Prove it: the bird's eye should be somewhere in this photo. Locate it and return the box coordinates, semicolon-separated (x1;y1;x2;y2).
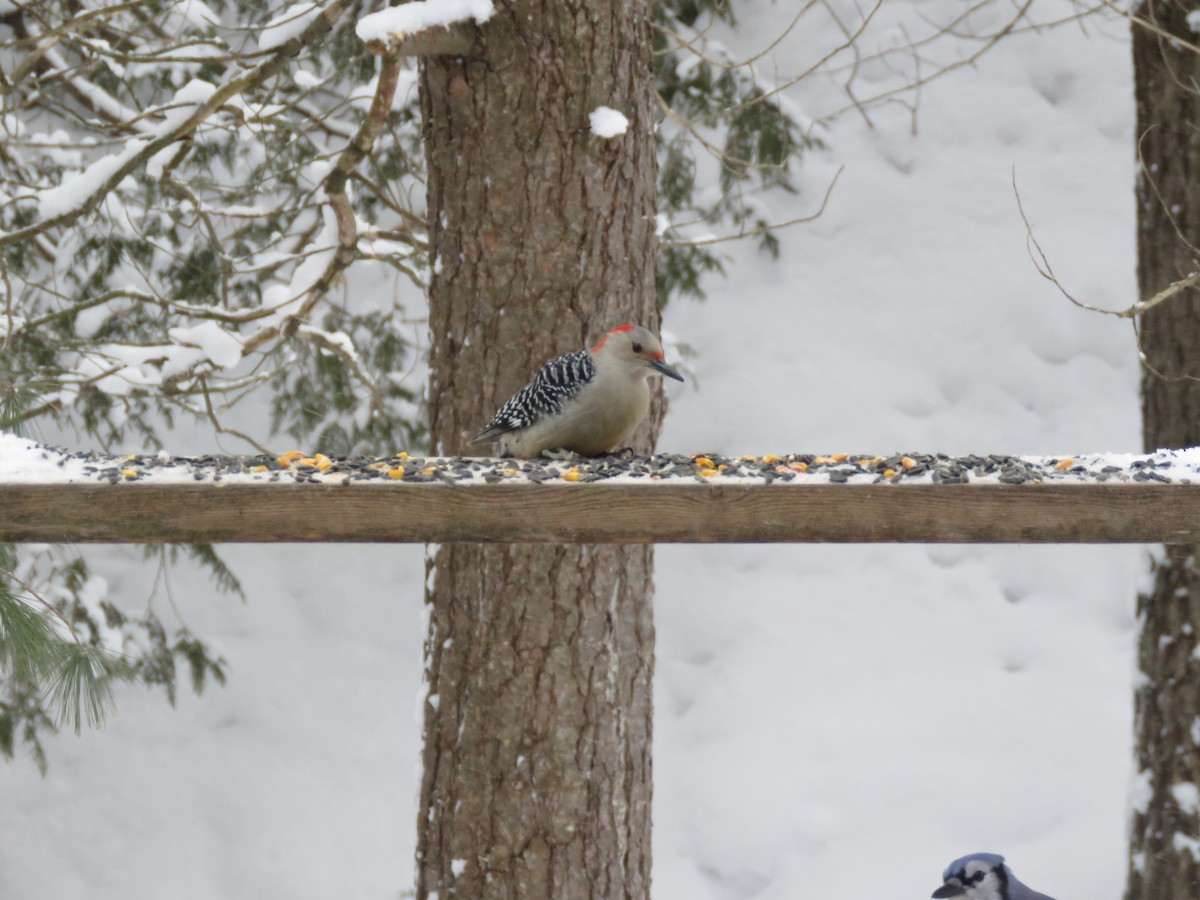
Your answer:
632;342;643;353
971;872;986;883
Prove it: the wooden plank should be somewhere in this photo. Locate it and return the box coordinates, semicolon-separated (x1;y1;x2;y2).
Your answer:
0;481;1195;543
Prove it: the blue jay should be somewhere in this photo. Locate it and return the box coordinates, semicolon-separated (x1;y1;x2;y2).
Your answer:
932;853;1057;900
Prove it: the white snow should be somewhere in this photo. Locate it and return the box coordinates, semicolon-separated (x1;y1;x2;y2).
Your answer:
0;2;1146;899
170;0;221;30
589;106;629;139
1172;782;1200;815
356;0;494;45
167;321;245;370
259;1;322;52
36;79;217;219
1173;833;1200;859
256;206;339;327
293;69;324;89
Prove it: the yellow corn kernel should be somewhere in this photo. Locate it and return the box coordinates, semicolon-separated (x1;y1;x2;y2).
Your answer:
562;470;581;482
121;469;139;478
250;465;269;473
790;462;808;473
394;451;409;460
901;456;917;469
698;468;718;477
313;453;334;471
884;468;897;479
277;450;305;467
694;456;715;468
762;454;779;464
1054;458;1075;470
387;468;405;479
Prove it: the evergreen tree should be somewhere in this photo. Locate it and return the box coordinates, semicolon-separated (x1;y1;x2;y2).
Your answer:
0;0;808;767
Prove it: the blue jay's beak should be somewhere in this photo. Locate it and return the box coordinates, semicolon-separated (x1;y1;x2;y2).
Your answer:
932;887;966;899
650;358;684;381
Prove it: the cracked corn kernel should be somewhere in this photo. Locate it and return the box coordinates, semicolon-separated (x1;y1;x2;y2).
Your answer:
387;468;405;479
694;456;715;468
884;468;897;478
790;462;808;472
698;468;718;477
250;465;269;473
420;466;437;475
121;469;139;478
1054;458;1075;470
901;456;917;469
277;450;305;467
394;451;409;459
562;470;581;482
762;454;779;464
313;453;334;471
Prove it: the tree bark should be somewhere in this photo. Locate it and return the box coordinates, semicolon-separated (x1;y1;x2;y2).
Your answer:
416;3;660;898
1128;3;1200;896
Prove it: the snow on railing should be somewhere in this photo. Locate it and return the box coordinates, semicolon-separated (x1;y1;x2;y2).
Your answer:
0;435;1195;544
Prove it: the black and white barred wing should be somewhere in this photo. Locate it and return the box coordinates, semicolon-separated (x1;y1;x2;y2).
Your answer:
471;349;596;443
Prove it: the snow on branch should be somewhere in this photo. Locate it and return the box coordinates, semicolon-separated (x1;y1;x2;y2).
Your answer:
356;0;493;55
0;0;427;455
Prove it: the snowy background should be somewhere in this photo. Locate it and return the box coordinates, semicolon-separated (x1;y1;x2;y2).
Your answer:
0;1;1140;897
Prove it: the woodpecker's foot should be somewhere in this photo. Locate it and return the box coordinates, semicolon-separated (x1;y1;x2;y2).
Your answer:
538;447;581;461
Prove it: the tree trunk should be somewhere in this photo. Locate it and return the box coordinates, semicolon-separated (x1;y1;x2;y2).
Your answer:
1128;3;1200;896
416;4;660;898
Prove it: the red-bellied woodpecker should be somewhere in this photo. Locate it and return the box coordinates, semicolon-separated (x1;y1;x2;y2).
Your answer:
470;324;684;457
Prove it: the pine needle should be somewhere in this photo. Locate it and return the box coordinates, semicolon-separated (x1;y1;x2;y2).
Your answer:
45;644;136;735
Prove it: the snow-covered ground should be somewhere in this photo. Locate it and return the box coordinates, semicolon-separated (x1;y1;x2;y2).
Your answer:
0;2;1139;897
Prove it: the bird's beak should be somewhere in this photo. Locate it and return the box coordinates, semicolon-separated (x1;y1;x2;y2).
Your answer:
931;886;966;898
650;358;684;382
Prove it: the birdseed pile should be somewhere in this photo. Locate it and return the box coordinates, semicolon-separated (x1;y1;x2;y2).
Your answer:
1;436;1196;487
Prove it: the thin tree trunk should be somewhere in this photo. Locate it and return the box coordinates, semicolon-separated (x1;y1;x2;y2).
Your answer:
416;3;659;897
1128;3;1200;896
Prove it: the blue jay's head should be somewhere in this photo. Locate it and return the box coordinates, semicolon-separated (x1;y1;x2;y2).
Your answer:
932;853;1011;899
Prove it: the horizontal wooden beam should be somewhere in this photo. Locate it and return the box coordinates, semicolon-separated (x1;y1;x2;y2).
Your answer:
0;481;1194;543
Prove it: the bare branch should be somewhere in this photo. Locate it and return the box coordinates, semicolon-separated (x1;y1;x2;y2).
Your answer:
1014;169;1200;320
663;166;843;249
362;23;478;57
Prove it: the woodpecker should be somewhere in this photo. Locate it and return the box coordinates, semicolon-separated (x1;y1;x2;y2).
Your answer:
470;323;684;457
